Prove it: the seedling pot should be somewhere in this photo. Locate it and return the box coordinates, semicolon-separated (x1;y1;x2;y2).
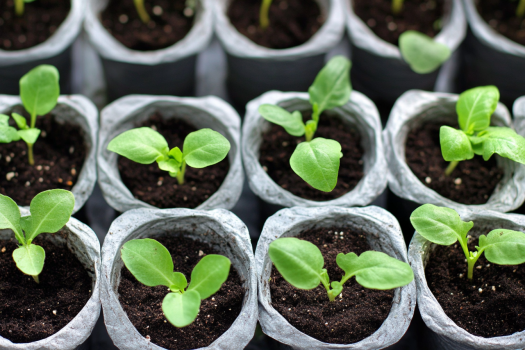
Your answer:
84;0;213;102
242;91;387;208
0;0;85;95
97;94;243;212
0;95;99;214
344;0;466;104
213;0;344;108
255;206;416;349
100;207;258;350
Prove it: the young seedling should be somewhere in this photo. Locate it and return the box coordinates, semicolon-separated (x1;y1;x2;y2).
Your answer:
108;127;230;185
439;86;525;176
121;238;231;327
410;203;525;280
15;0;35;17
260;0;272;30
258;56;351;192
399;31;451;74
0;190;75;283
392;0;403;15
134;0;150;23
269;237;413;301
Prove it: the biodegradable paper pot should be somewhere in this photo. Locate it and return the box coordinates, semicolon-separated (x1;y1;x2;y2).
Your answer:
242;91;387;208
513;96;525;137
100;208;258;350
0;95;99;214
383;90;525;215
84;0;213;102
255;206;416;349
213;0;345;107
0;0;85;95
0;213;101;350
409;210;525;350
344;0;466;104
97;95;243;212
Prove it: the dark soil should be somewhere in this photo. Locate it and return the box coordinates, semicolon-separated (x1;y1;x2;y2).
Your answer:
228;0;324;49
405;122;504;205
0;0;70;51
117;113;229;209
353;0;445;45
259;111;364;201
0;236;92;343
101;0;194;51
477;0;525;46
270;227;394;344
0;113;86;206
426;229;525;337
119;234;245;350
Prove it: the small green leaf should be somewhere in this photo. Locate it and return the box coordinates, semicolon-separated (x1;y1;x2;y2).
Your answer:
290;138;342;192
399;31;451;74
0;126;21;143
456;86;499;134
439;126;474;162
20;65;60;118
268;237;324;290
187;254;231;299
330;281;343;296
108;127;169;164
12;113;27;129
162;290;201;328
469;127;525;164
157;158;181;174
182;129;230;168
0;114;10;126
13;244;45;276
478;229;525;265
0;194;24;244
258;104;305;137
17;128;40;144
169;147;183;163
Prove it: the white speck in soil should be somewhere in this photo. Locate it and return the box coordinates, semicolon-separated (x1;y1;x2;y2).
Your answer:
6;172;15;181
153;6;163;15
387;22;397;31
119;14;128;23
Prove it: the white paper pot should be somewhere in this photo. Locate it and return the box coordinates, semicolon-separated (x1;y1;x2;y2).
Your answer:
84;0;213;102
213;0;345;107
242;90;387;208
409;210;525;350
255;206;416;349
0;95;99;214
0;0;85;95
0;212;101;350
100;207;258;350
97;95;243;212
344;0;466;104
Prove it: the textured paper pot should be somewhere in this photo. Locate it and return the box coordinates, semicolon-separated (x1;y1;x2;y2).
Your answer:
100;208;258;350
97;95;243;212
0;0;85;95
213;0;344;108
255;206;416;350
242;90;387;208
0;95;99;215
344;0;466;104
84;0;213;102
0;212;101;350
409;210;525;350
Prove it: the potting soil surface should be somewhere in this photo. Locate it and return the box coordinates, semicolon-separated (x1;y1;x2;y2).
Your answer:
0;0;70;51
477;0;525;46
118;113;229;209
228;0;324;49
406;121;503;205
101;0;194;51
0;113;86;206
259;111;364;201
353;0;445;45
0;236;92;343
270;227;394;344
119;234;245;350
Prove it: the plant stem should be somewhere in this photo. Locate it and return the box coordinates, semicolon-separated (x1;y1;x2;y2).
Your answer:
176;161;186;185
327;290;337;302
134;0;151;24
28;143;34;166
392;0;403;15
305;128;314;142
32;275;39;283
518;0;525;18
15;0;24;16
445;160;458;176
259;0;272;30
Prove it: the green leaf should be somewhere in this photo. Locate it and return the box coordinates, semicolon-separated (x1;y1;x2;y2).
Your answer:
17;128;40;144
121;239;188;290
268;237;324;290
20;65;60;117
107;127;169;164
169;147;183;163
157;158;181;174
439;126;474;161
0;114;9;126
0;126;21;143
162;290;201;328
410;204;473;246
336;251;414;290
187;254;231;299
478;229;525;265
456;86;499;134
469;127;525;164
399;31;451;74
0;194;24;244
308;56;352;114
12;113;27;129
12;244;45;276
258;104;305;137
330;281;343;296
182;129;230;168
290;137;342;192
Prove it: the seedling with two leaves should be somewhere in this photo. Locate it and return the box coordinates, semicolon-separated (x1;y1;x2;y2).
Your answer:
269;237;414;301
121;238;231;327
411;204;525;280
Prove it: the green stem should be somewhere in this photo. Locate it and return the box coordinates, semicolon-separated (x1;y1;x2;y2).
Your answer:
15;0;24;16
392;0;403;15
176;161;186;185
134;0;151;24
327;290;336;302
445;160;459;176
305;128;314;142
32;275;40;283
518;0;525;18
259;0;272;30
28;143;34;166
30;112;36;129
